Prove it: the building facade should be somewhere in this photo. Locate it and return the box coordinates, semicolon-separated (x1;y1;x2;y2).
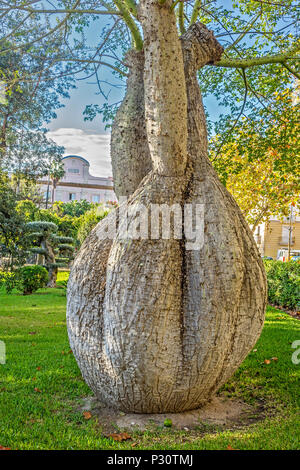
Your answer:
39;155;116;204
254;210;300;259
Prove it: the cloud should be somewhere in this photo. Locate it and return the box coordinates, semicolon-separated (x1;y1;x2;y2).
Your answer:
47;128;112;177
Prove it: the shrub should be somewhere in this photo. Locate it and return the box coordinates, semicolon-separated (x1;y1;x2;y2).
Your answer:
0;271;18;293
16;265;48;295
77;206;109;244
55;270;70;290
263;260;300;310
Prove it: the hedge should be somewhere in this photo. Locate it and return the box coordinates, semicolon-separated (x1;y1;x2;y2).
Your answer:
0;265;48;295
263;259;300;310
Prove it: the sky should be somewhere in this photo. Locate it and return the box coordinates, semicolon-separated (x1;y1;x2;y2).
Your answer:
46;16;122;178
46;11;226;178
47;82;222;178
47;128;112;177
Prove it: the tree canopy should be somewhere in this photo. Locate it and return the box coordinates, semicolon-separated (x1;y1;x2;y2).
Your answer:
212;87;300;228
0;32;74;176
0;1;298;134
0;0;298;223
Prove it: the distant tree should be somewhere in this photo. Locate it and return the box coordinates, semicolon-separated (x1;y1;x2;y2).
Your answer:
10;177;44;206
37;208;79;241
16;200;80;245
3;130;65;186
77;206;110;244
212;88;300;230
0;172;30;270
42;158;66;209
0;40;74;164
15;200;40;221
53;200;94;218
26;221;75;287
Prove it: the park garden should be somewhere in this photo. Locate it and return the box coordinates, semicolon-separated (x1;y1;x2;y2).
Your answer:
0;0;299;453
0;190;299;450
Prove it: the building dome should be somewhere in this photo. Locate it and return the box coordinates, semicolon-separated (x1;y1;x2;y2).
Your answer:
62;155;90;166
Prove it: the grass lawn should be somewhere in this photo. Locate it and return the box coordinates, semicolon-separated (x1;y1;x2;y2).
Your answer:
0;273;299;450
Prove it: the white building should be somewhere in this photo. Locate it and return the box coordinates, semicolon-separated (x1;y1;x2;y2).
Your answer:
39;155;116;204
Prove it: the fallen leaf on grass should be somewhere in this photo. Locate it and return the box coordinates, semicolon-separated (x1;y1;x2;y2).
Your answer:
271;357;278;361
28;332;36;335
0;445;11;450
164;418;172;427
264;359;271;364
131;443;137;447
36;366;41;370
34;387;42;393
227;445;239;450
68;350;73;354
83;411;92;420
107;432;131;442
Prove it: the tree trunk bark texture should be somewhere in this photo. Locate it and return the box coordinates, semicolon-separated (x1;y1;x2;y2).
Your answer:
111;50;151;199
43;239;57;288
67;9;267;413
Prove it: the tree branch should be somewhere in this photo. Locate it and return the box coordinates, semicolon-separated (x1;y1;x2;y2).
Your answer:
282;62;300;80
190;0;201;25
215;44;300;69
0;0;81;55
113;0;143;50
212;69;248;160
178;3;186;35
0;7;120;15
226;11;261;52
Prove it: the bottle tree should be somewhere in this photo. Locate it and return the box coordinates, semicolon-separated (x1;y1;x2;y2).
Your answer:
3;0;298;413
27;221;74;287
68;4;269;413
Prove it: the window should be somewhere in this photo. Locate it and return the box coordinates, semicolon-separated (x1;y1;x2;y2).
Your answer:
282;226;290;243
92;194;100;203
44;190;51;200
69;193;76;201
68;168;80;174
282;226;294;244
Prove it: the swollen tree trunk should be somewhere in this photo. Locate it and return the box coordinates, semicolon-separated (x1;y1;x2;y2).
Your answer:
67;8;267;413
111;50;151;199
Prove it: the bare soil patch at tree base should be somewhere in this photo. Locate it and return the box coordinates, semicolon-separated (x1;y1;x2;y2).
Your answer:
78;395;265;433
269;304;300;320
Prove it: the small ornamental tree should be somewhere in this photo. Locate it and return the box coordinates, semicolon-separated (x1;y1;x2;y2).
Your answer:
26;221;75;287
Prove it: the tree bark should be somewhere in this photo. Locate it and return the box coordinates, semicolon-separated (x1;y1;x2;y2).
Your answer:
67;14;267;413
111;50;151;199
43;238;57;287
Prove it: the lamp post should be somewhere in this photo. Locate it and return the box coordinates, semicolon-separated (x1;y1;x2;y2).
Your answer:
287;204;294;260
